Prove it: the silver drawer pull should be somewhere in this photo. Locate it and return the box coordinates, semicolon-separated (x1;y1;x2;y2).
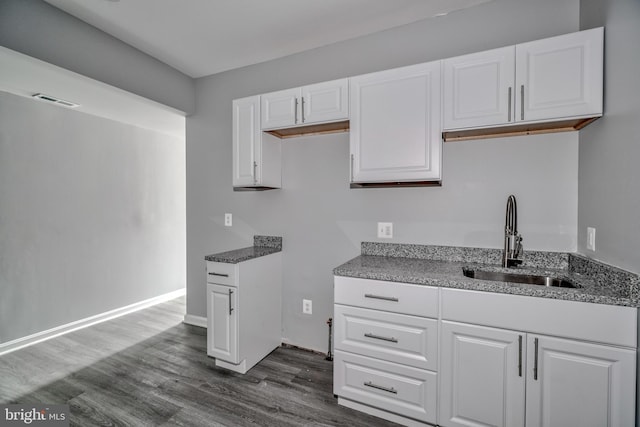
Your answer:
209;272;229;277
364;381;397;394
364;333;398;343
364;294;398;302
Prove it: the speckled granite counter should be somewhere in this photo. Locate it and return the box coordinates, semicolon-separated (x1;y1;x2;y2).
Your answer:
333;242;640;308
205;235;282;264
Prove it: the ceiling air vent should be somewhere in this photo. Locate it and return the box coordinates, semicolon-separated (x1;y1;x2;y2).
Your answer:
32;93;80;108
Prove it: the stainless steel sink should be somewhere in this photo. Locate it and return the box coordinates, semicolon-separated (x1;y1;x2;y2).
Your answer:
462;268;578;288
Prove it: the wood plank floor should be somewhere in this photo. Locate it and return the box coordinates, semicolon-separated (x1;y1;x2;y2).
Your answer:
0;296;398;426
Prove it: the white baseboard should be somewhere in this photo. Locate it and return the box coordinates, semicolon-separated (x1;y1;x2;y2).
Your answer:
0;288;186;356
183;314;207;328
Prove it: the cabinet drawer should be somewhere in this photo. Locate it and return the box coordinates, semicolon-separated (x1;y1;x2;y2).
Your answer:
334;350;437;424
335;305;437;370
206;261;237;286
334;276;438;318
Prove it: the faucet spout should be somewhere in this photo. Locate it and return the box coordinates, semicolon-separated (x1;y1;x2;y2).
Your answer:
503;195;523;268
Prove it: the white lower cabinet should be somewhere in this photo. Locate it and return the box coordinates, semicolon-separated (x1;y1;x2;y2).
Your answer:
206;254;282;374
334;350;437;423
440;288;637;427
334;280;637;427
333;276;439;426
440;322;525;427
207;283;238;363
526;334;636;427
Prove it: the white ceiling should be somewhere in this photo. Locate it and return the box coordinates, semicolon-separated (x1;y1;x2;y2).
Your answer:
43;0;492;78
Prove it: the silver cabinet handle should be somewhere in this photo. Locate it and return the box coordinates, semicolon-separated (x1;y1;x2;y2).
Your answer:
364;294;399;302
253;161;258;184
520;85;525;120
294;98;298;124
364;333;398;343
228;289;234;315
301;96;305;123
533;337;539;380
508;86;512;122
209;272;229;277
518;335;523;377
364;381;397;394
350;154;354;182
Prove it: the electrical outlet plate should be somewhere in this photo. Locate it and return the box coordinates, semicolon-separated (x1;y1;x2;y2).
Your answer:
587;227;596;251
302;299;312;315
377;222;393;239
224;213;232;227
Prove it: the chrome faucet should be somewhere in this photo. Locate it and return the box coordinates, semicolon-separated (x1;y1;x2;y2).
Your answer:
503;195;523;268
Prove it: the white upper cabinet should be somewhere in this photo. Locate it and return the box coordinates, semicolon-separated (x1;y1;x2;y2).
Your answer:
261;78;348;130
260;88;299;130
443;46;515;129
516;27;604;122
232;96;281;189
350;61;442;184
302;79;349;124
443;27;603;132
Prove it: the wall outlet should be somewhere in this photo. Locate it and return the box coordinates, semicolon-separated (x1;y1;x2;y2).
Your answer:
302;299;312;315
377;222;393;239
587;227;596;251
224;213;232;227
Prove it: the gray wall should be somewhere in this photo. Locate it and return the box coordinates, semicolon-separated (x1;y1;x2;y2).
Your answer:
0;0;195;114
0;92;186;344
187;0;581;351
578;0;640;274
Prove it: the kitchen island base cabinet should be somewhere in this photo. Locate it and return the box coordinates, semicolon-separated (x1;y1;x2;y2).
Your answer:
206;253;282;374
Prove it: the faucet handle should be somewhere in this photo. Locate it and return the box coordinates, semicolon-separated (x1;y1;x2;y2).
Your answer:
515;235;523;258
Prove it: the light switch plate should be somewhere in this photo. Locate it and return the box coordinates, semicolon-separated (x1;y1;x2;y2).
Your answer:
377;222;393;239
224;213;232;227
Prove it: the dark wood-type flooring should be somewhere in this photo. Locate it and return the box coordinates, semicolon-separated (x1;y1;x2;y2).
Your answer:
0;296;398;426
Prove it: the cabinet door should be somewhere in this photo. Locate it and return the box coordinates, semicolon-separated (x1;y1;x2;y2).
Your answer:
525;334;636;427
350;61;441;183
440;321;525;427
443;46;515;130
301;79;349;124
232;96;261;187
515;27;603;122
207;284;238;363
261;88;300;130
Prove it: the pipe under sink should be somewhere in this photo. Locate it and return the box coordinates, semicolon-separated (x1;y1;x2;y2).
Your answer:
462;268;578;288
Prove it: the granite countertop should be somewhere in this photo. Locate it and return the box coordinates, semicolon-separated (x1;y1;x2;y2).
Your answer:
205;235;282;264
333;243;640;308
